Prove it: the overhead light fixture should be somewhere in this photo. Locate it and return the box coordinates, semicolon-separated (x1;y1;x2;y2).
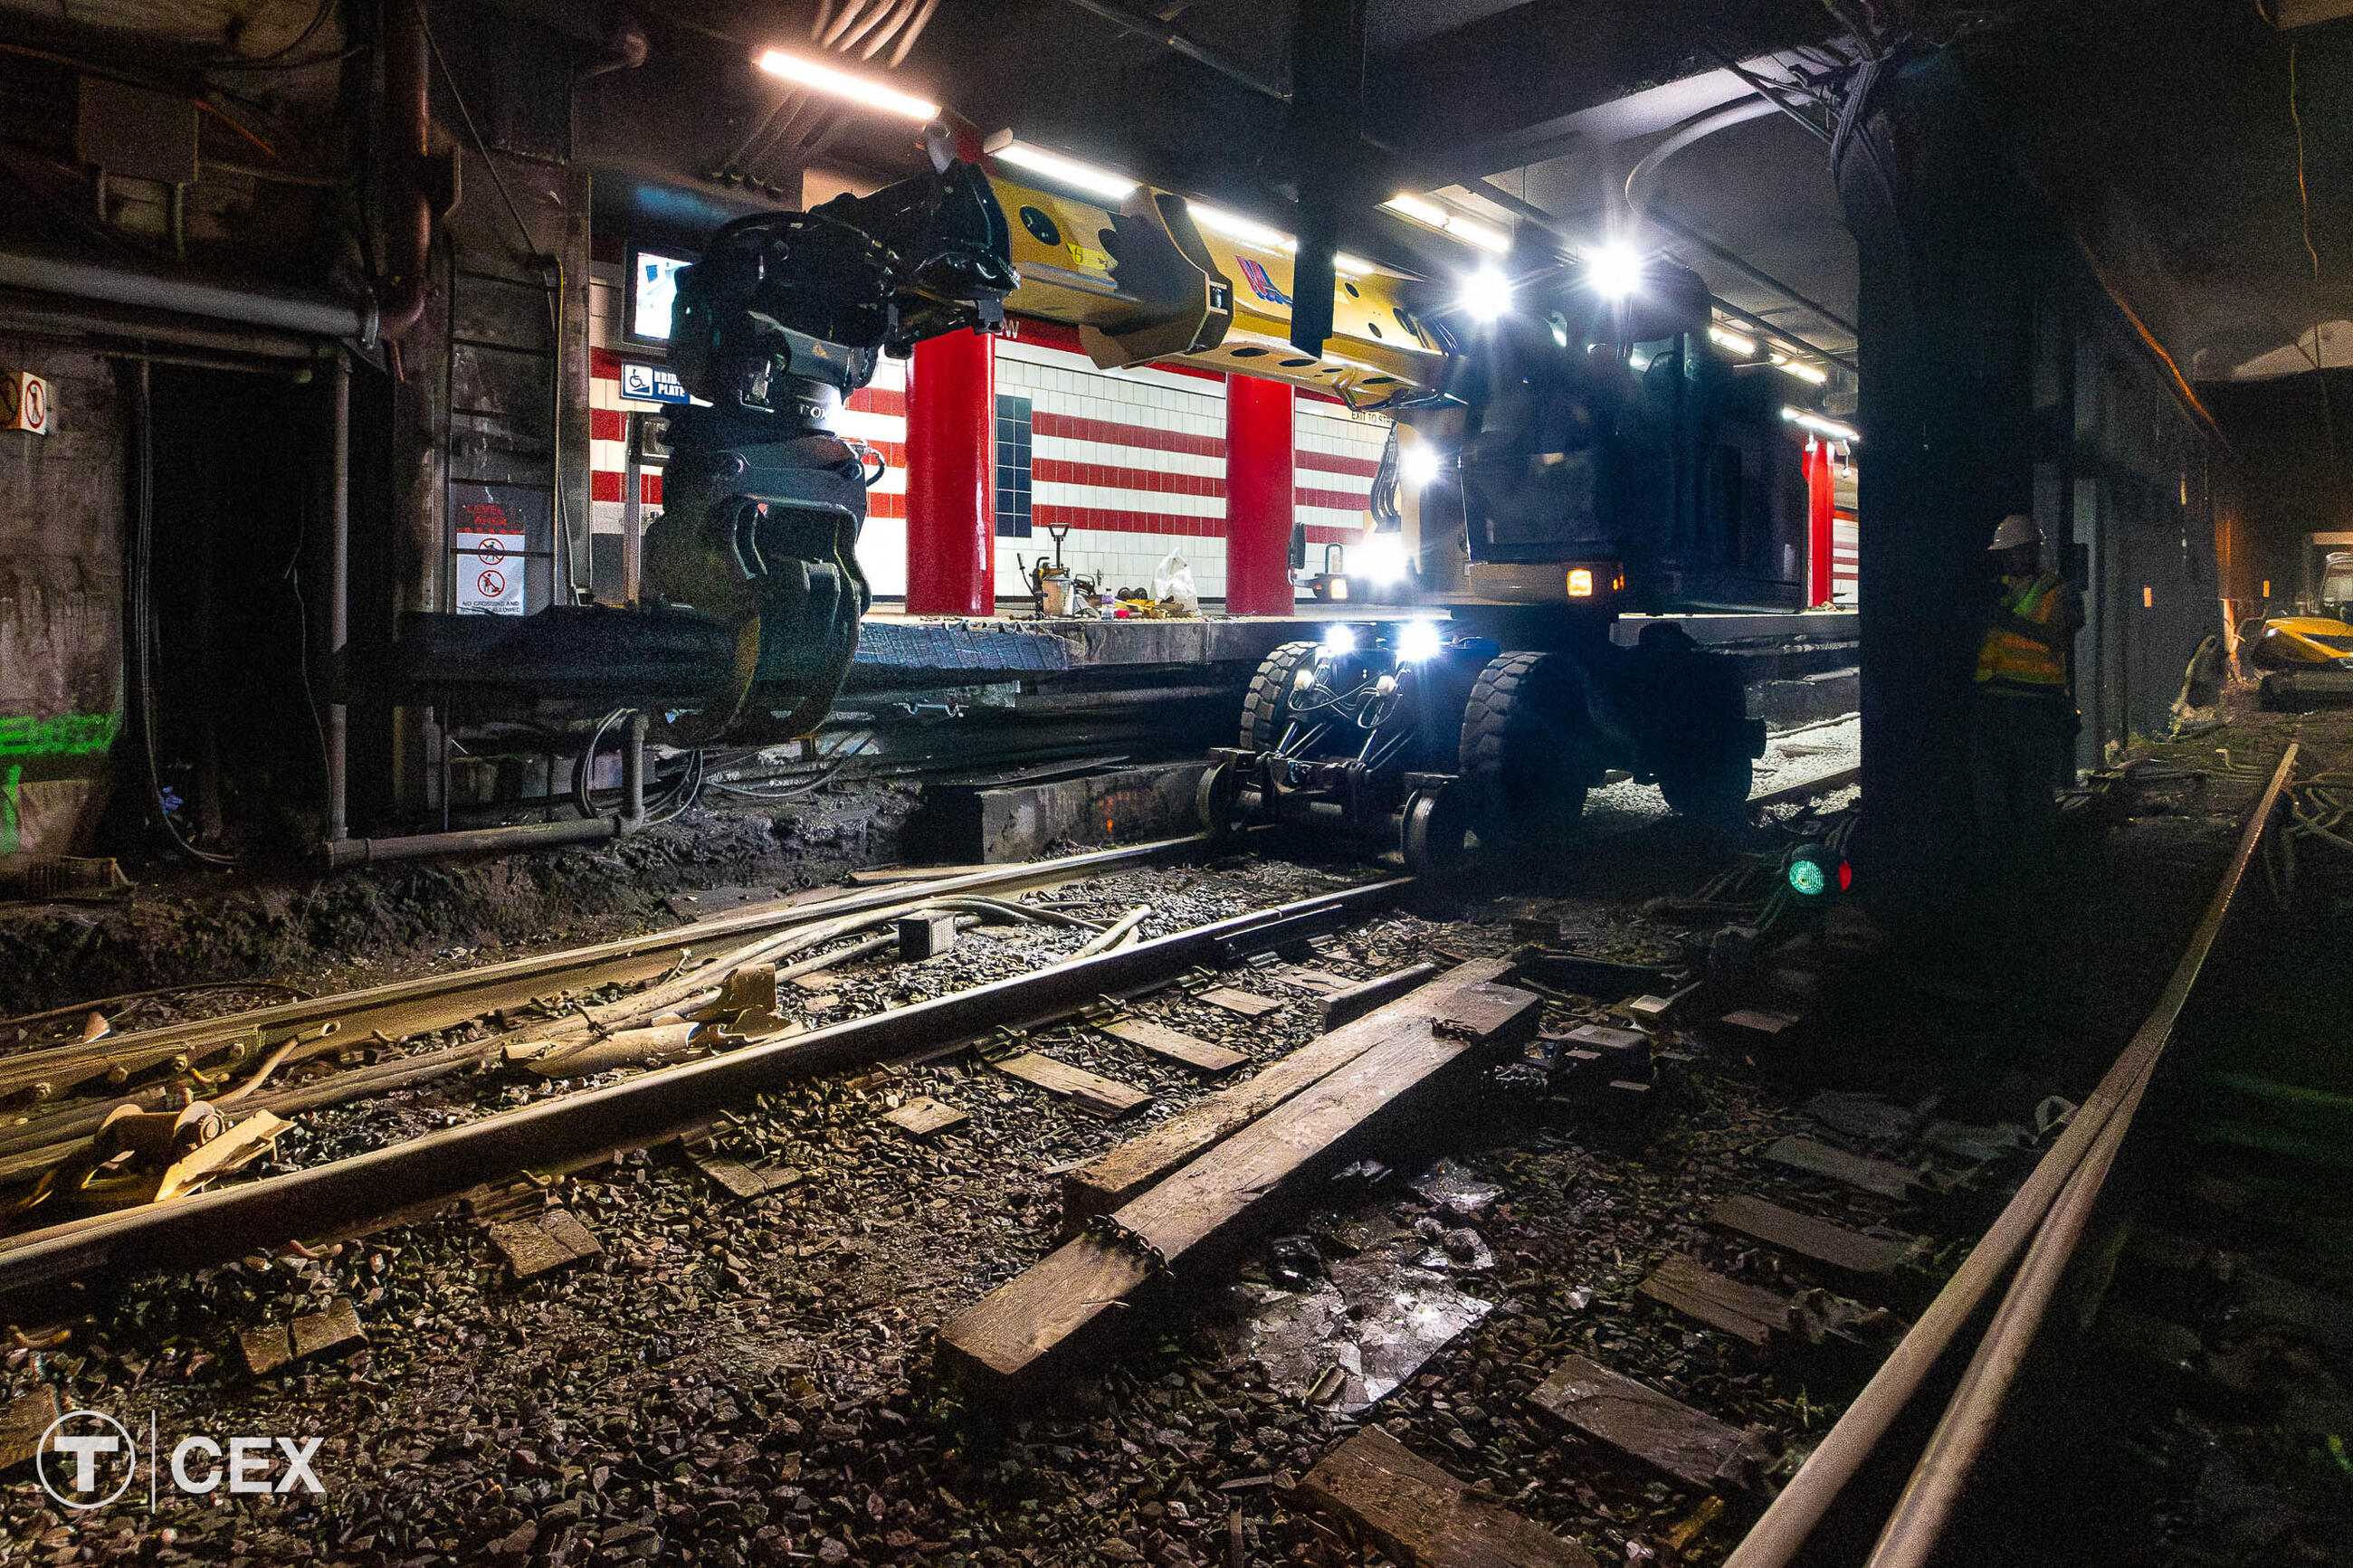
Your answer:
755;50;939;120
1771;354;1829;385
985;138;1137;202
1333;252;1378;275
1382;194;1510;254
1781;407;1859;443
1709;324;1757;356
1458;264;1512;322
1587;243;1643;299
1189;204;1296;252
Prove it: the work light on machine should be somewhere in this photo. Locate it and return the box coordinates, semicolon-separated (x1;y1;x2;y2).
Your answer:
1359;534;1411;584
1457;265;1513;322
1398;445;1443;489
1394;621;1445;663
1321;622;1358;655
1587;243;1643;299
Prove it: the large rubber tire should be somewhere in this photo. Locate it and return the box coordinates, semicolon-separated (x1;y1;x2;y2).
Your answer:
1240;641;1320;752
1457;651;1590;852
1659;754;1755;827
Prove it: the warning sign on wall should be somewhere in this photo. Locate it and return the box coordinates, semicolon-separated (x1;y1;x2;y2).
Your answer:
455;502;527;615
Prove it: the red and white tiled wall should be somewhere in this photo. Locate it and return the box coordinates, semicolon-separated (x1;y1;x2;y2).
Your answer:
586;269;1385;606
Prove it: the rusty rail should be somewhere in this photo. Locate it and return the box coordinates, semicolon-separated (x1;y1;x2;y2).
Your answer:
1726;744;2298;1568
0;876;1409;1307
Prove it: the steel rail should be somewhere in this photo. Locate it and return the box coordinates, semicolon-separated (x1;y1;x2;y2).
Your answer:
1724;744;2298;1568
1862;742;2299;1568
0;835;1215;1107
0;877;1410;1304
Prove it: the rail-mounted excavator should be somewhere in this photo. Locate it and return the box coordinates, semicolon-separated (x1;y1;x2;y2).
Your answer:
425;127;1821;867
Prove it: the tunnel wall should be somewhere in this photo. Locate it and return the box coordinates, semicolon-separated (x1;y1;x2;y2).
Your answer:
0;337;123;860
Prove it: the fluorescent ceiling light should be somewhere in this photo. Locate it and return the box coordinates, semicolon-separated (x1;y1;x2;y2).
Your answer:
1771;354;1829;385
1451;216;1510;253
756;51;938;120
1382;193;1450;226
1382;194;1510;254
1781;407;1859;443
1189;204;1296;252
987;139;1137;202
1709;324;1757;356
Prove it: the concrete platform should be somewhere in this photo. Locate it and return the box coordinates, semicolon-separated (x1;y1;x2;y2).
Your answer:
850;608;1859;685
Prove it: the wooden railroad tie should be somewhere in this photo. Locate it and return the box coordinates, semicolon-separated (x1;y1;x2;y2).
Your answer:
1094;1017;1246;1074
1301;1426;1596;1568
1709;1193;1920;1278
1526;1355;1770;1493
1765;1135;1918;1199
1638;1255;1792;1347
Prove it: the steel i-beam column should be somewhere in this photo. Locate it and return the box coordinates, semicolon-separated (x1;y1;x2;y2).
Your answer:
1224;374;1295;615
905;328;995;615
1835;51;2048;907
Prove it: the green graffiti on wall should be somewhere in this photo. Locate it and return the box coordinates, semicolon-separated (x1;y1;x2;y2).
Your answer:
0;711;122;759
0;763;17;856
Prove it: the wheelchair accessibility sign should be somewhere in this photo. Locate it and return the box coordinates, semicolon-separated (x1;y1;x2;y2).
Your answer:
620;361;690;404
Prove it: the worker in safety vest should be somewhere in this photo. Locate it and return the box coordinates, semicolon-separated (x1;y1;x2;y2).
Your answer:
1969;514;2084;869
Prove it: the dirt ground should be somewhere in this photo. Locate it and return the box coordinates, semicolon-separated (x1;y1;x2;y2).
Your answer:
0;785;919;1021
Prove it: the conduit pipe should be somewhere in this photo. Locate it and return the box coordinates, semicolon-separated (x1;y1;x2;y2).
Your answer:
1623;98;1783;222
376;0;432;344
1724;745;2301;1568
0;246;373;341
320;813;624;868
1860;743;2301;1568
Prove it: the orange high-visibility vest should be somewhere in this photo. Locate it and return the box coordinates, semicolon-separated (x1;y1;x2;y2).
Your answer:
1976;571;2071;690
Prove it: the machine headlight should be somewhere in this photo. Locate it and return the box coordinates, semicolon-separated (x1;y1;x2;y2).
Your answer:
1398;446;1442;489
1457;265;1512;322
1360;535;1410;584
1321;622;1358;655
1395;621;1444;663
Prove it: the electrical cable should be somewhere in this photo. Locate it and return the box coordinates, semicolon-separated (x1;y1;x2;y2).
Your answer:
122;362;238;866
2285;36;2345;499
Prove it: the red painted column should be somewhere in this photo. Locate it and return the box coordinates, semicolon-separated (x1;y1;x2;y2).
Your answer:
1224;373;1295;615
905;328;995;615
1805;437;1836;608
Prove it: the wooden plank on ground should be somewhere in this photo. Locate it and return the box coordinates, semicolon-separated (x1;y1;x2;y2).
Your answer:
1527;1354;1766;1493
885;1097;971;1138
1100;1018;1246;1074
488;1209;604;1279
0;1385;60;1471
1710;1194;1917;1277
1060;958;1525;1224
991;1052;1152;1118
243;1297;367;1375
941;971;1541;1392
1638;1256;1789;1346
684;1143;805;1199
1197;985;1287;1019
1765;1136;1916;1199
1300;1426;1596;1568
1319;963;1439;1028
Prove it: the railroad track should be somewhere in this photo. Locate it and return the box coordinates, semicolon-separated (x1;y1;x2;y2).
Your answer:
0;837;1411;1309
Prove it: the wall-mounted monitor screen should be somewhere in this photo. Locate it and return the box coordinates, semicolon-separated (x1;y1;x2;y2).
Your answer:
626;248;692;346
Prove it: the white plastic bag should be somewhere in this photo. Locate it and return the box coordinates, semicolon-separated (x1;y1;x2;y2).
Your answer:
1152;551;1198;613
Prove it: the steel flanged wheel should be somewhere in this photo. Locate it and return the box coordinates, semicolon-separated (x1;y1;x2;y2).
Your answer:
1402;786;1474;879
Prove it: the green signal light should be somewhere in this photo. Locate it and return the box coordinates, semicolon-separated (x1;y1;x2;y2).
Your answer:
1788;859;1828;898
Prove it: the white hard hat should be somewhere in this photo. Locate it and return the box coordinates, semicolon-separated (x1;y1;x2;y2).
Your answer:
1988;514;2042;551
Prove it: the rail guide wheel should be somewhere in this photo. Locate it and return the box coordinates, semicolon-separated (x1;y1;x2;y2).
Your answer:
1456;650;1592;855
1196;760;1247;841
1401;785;1474;878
